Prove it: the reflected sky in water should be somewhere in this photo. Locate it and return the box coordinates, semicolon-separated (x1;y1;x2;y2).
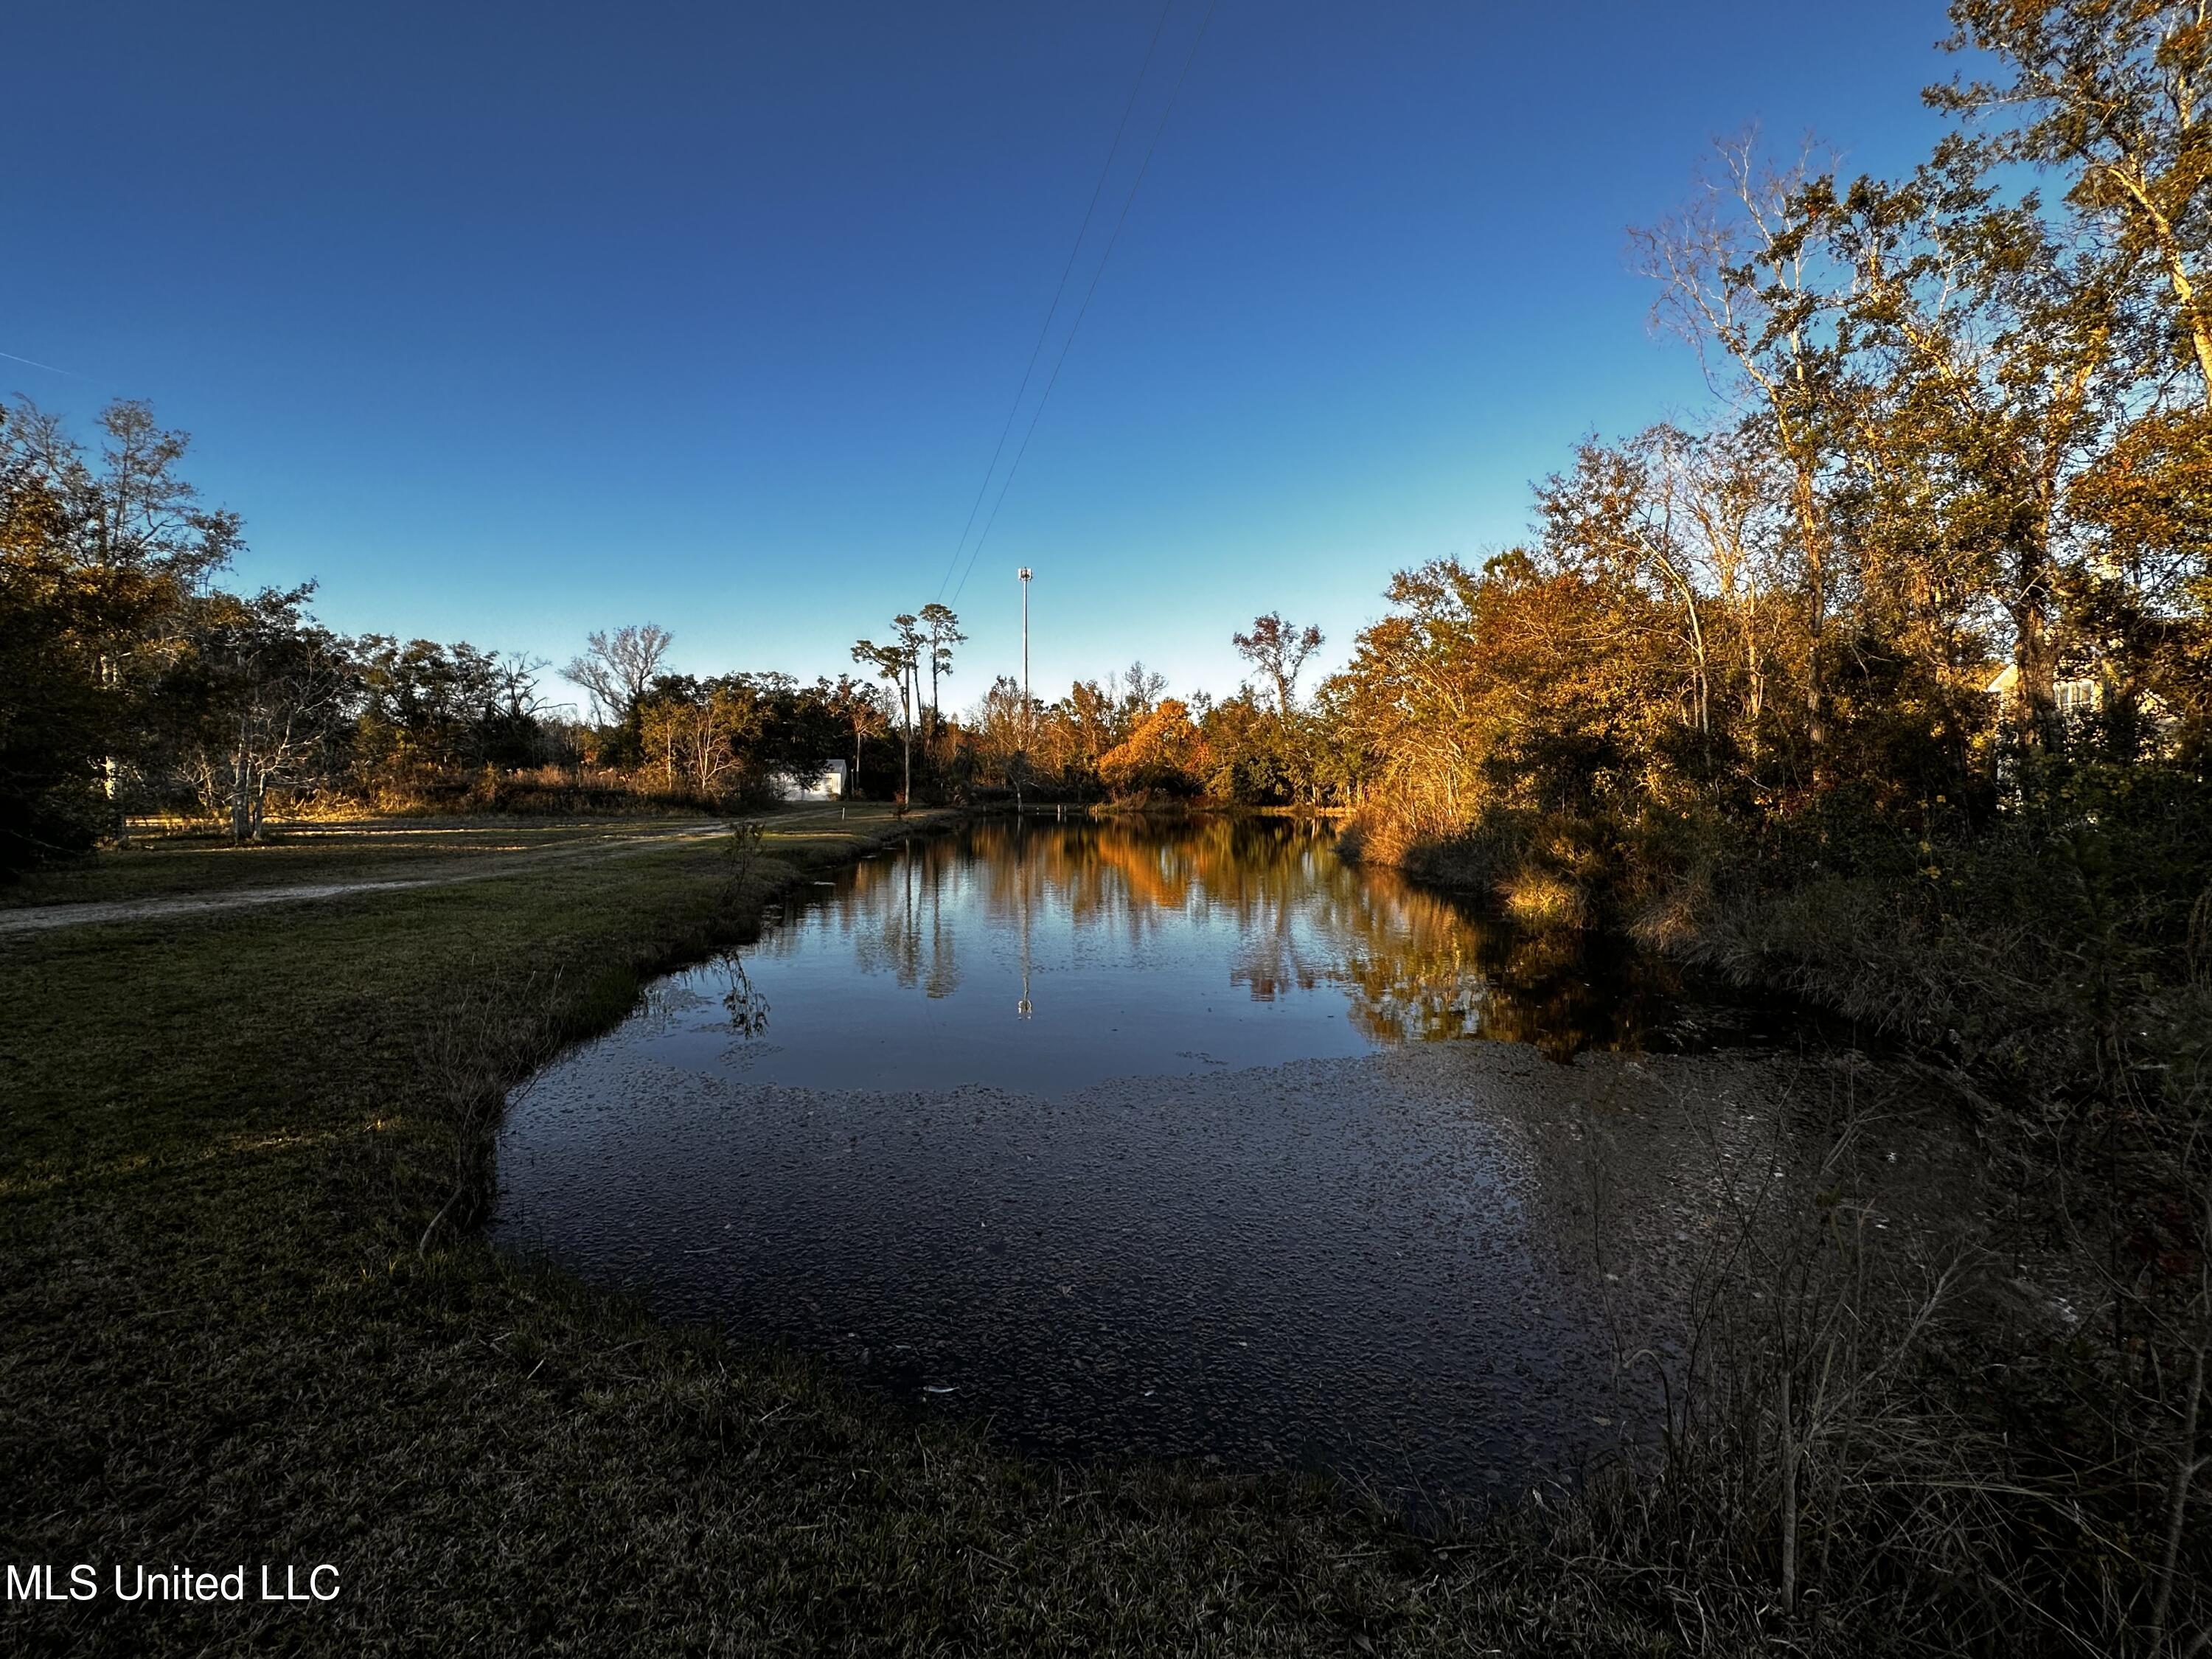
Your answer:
495;818;1762;1506
645;817;1686;1096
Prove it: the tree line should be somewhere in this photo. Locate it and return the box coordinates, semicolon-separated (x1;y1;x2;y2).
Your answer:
0;380;1314;871
826;602;1347;810
1319;4;2211;863
0;400;915;869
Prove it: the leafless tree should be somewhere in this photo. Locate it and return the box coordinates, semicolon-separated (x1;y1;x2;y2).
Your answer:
560;623;672;724
1119;659;1166;715
185;585;355;841
1233;612;1326;714
493;652;552;721
1634;133;1851;767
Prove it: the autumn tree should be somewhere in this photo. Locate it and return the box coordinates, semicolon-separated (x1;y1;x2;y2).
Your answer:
971;675;1030;788
1665;422;1793;775
2067;403;2212;755
1332;546;1700;853
1826;150;2118;742
1097;698;1205;799
1925;0;2212;755
1935;0;2212;408
1065;678;1121;765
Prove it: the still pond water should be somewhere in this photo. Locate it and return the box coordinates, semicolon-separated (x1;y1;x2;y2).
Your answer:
493;818;1770;1504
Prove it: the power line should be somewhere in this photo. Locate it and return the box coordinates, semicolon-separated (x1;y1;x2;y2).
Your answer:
933;0;1177;604
949;0;1221;607
0;348;100;383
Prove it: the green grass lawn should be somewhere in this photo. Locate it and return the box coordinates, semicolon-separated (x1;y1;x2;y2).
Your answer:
0;810;1658;1657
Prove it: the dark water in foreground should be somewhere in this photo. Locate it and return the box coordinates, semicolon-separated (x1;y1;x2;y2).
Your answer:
492;818;1771;1503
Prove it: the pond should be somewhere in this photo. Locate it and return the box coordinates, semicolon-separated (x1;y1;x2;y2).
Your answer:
491;816;1785;1506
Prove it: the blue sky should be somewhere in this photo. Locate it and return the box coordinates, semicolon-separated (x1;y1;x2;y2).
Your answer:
5;1;1967;711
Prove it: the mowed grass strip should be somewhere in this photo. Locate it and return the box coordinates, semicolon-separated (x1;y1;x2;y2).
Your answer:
0;814;731;913
1;811;1650;1657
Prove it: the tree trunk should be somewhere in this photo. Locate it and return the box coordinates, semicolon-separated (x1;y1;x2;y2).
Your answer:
2014;599;2059;746
99;650;130;846
1745;585;1764;772
902;664;915;803
1794;462;1828;779
2009;532;2059;746
232;728;251;845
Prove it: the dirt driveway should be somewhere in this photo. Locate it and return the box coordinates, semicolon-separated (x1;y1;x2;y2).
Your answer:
0;819;742;937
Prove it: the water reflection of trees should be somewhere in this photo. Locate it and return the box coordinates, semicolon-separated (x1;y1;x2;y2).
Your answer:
757;818;1681;1057
759;844;967;998
717;950;771;1038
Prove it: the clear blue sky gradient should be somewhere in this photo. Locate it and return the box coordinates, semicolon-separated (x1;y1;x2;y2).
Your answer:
6;1;1970;711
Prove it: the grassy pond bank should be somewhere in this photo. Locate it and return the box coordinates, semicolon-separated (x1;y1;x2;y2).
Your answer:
3;804;2199;1655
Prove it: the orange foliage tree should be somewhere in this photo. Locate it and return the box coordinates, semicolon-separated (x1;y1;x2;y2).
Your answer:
1096;698;1206;798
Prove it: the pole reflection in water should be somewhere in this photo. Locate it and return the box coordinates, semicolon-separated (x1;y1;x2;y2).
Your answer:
1016;832;1033;1020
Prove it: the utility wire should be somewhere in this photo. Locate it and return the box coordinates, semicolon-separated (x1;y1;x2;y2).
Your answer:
0;348;100;382
949;0;1221;607
933;0;1176;604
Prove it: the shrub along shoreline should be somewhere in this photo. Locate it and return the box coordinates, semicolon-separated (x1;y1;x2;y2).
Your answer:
1350;769;2212;1105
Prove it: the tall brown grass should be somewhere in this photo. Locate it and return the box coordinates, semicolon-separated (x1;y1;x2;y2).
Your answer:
1529;1062;2211;1655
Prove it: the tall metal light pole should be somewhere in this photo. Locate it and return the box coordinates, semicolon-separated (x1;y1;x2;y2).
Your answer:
1016;564;1035;1009
1016;567;1032;814
1018;566;1035;1013
1018;567;1032;716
